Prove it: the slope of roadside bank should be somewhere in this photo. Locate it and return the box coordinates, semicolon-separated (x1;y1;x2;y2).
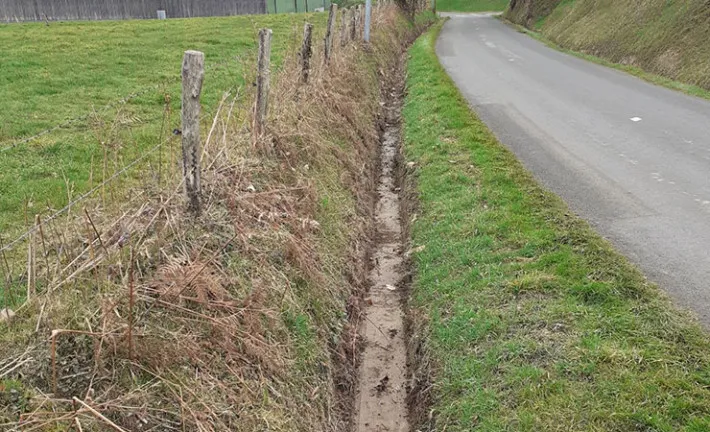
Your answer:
505;0;710;96
404;22;710;431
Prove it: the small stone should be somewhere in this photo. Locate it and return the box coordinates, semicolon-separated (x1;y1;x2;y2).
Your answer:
0;308;15;322
405;245;426;257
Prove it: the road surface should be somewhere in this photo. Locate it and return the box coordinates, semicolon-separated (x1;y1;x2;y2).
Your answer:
437;13;710;325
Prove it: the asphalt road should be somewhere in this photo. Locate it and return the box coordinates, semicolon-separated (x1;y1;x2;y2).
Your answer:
437;13;710;325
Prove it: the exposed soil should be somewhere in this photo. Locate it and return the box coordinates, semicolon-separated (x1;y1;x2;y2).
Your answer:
354;63;409;432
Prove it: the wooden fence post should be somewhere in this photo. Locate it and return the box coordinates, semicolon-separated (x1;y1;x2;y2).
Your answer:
340;8;349;46
364;0;371;42
324;3;338;63
253;28;273;147
350;6;357;41
300;23;314;84
359;4;365;39
27;231;35;301
181;50;205;215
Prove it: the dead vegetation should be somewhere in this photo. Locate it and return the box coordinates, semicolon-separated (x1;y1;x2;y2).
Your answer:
0;6;432;431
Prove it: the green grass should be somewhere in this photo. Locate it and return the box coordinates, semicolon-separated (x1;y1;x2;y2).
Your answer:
437;0;508;12
404;22;710;431
0;13;327;235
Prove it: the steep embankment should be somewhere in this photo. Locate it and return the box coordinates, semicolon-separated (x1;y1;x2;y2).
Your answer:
505;0;710;92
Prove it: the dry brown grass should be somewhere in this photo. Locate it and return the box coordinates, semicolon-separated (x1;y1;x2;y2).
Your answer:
0;5;432;431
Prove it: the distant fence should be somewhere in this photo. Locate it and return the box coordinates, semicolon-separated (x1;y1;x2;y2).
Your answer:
0;0;391;315
266;0;333;14
0;0;267;23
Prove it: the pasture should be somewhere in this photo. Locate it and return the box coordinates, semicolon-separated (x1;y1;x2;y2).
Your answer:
0;12;327;234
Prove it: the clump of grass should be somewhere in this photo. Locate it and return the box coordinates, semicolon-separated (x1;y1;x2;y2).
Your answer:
0;6;434;431
404;22;710;432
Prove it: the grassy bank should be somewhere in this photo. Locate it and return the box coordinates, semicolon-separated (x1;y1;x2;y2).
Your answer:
505;0;710;94
438;0;508;12
502;20;710;102
404;22;710;431
0;6;434;430
0;13;326;233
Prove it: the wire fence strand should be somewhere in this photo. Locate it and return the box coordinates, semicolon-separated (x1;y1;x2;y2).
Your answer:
0;137;170;255
0;54;247;154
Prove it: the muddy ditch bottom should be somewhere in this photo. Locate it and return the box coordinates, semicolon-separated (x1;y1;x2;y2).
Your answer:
355;81;409;432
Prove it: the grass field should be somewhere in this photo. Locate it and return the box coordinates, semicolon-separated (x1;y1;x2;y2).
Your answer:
404;23;710;431
437;0;508;12
0;13;327;235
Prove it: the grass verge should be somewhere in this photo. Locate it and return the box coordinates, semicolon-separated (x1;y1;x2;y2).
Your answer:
437;0;508;12
404;22;710;432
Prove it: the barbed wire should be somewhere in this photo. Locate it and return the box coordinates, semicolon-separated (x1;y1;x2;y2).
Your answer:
0;79;179;153
0;137;170;255
0;54;248;154
0;83;245;256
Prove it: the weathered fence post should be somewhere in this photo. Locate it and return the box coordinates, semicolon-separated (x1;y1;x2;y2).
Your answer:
364;0;372;42
253;28;273;147
362;5;367;38
27;230;35;301
324;3;338;63
350;7;357;41
181;50;205;215
300;23;314;83
340;8;349;46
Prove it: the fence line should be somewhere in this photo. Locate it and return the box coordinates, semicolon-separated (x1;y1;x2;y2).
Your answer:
0;55;246;154
1;1;396;307
1;0;266;23
0;82;243;257
0;139;168;255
